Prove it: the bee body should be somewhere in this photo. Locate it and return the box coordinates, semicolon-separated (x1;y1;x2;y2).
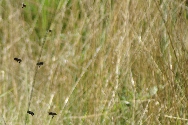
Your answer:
48;112;57;118
14;58;22;63
27;111;34;116
37;62;44;67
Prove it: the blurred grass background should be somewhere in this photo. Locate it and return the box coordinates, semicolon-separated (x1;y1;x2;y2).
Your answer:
0;0;188;124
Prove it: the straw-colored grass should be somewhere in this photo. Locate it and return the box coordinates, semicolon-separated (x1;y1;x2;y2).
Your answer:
0;0;188;124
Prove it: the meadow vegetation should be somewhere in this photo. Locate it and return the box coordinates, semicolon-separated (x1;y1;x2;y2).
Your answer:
0;0;188;124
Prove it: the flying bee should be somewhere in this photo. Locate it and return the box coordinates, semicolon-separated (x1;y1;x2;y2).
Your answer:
22;3;26;8
27;110;34;116
36;62;44;67
48;112;57;119
14;58;22;63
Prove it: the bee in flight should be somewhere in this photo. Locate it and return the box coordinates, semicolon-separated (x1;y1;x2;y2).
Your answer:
27;110;34;116
14;58;22;63
22;3;26;8
48;112;57;119
36;62;44;67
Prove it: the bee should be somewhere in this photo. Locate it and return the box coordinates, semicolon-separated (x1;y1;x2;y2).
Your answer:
36;62;44;67
22;3;26;8
48;30;52;33
48;112;57;118
14;58;22;63
27;111;34;116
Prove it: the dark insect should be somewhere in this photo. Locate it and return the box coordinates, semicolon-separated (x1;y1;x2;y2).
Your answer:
27;111;34;116
36;62;44;67
48;112;57;118
48;30;52;32
14;58;22;63
22;3;26;8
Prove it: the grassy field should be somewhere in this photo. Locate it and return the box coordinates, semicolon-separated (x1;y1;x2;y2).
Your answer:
0;0;188;124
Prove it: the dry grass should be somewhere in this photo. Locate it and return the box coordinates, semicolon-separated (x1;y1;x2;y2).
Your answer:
0;0;188;124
